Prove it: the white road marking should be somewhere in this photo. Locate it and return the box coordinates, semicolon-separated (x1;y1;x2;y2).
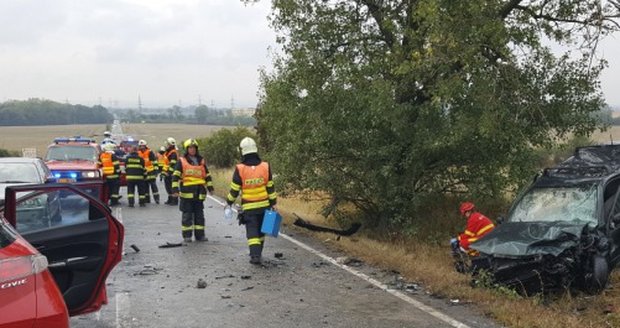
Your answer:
206;195;470;328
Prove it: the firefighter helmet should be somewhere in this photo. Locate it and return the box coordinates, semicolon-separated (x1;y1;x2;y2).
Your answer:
138;139;147;146
160;146;166;152
239;137;257;156
183;138;199;150
459;202;475;216
166;137;176;146
103;131;112;137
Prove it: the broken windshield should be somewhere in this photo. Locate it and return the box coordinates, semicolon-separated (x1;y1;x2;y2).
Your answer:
508;184;598;225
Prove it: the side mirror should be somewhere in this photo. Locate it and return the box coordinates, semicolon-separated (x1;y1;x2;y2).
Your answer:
496;216;505;225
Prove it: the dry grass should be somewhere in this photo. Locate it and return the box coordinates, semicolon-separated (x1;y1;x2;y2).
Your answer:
0;123;226;157
592;126;620;143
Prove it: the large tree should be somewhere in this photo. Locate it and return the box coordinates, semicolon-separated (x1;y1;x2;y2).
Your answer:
251;0;620;227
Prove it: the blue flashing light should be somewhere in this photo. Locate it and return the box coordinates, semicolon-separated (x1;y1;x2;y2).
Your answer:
54;173;61;178
54;137;94;144
69;172;78;179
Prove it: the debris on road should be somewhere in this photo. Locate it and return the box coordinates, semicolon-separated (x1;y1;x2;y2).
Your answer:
196;278;207;289
274;252;284;259
241;286;254;291
130;244;140;253
135;265;163;276
220;295;232;299
224;235;232;239
312;261;328;268
215;274;235;280
240;275;252;280
158;242;184;248
336;256;363;267
293;213;361;236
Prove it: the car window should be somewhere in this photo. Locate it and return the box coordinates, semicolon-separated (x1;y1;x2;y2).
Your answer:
0;163;40;183
46;146;98;162
0;221;16;249
15;188;105;234
509;184;598;225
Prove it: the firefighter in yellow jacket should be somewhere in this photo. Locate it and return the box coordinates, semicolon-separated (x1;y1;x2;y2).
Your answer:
172;139;214;242
226;137;277;265
98;143;121;206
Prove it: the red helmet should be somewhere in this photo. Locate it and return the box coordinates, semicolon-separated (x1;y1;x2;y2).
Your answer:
460;202;475;215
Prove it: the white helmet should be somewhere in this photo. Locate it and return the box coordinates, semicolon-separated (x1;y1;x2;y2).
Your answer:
104;131;112;137
138;139;147;146
239;137;258;156
104;143;116;152
166;137;176;146
160;146;166;152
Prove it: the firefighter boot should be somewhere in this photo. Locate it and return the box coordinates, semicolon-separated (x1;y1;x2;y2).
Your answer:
249;245;262;265
164;196;172;205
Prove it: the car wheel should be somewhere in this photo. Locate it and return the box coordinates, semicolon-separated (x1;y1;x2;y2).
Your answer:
587;255;609;294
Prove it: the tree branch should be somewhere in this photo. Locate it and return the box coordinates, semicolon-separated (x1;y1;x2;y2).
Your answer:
500;0;524;19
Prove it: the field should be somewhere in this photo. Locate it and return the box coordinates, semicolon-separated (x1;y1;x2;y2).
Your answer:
592;126;620;144
0;123;225;157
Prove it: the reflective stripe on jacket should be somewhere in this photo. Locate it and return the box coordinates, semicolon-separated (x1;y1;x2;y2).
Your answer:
171;155;214;201
164;148;178;174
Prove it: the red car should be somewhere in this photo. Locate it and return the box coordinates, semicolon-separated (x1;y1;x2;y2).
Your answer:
0;182;124;328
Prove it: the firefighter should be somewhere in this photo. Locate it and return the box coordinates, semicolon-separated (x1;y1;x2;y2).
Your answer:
452;202;495;256
98;143;121;206
138;139;160;204
163;137;179;206
124;145;147;207
172;139;214;242
226;137;277;265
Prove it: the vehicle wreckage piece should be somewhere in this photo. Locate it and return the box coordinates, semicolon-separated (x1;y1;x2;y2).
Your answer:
465;145;620;295
293;213;361;236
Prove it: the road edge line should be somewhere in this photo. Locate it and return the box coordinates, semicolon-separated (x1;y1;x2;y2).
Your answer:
206;195;470;328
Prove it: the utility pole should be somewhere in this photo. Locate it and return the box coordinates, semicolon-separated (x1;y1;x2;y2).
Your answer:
138;94;143;112
230;95;235;109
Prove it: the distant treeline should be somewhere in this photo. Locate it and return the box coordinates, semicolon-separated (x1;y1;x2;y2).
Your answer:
0;99;113;126
112;105;255;126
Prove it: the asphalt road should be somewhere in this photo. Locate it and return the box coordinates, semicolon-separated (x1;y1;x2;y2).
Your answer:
71;181;499;328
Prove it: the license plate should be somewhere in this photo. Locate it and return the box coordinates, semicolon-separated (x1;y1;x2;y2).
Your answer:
58;178;76;183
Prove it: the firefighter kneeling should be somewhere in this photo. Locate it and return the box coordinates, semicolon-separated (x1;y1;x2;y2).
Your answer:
172;139;214;242
451;202;495;272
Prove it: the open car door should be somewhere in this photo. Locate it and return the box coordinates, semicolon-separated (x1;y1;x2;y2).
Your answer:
3;182;124;316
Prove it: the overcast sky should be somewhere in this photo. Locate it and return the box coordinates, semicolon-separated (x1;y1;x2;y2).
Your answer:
0;0;619;109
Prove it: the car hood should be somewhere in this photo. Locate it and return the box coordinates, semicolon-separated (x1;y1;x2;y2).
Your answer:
46;160;97;170
471;221;589;258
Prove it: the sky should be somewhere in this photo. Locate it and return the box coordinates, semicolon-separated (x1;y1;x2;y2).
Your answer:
0;0;619;109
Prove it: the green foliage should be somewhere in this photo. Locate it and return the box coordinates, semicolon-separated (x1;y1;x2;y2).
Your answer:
254;0;618;230
0;99;113;126
198;127;256;168
0;148;20;157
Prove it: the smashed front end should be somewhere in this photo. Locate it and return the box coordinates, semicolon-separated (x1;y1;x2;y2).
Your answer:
471;222;609;295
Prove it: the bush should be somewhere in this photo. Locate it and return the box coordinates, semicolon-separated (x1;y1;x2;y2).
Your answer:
0;148;20;157
199;127;256;168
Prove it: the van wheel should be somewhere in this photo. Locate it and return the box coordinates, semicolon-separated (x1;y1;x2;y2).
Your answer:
587;256;609;294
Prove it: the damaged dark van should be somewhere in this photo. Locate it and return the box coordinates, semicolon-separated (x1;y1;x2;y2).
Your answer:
471;145;620;295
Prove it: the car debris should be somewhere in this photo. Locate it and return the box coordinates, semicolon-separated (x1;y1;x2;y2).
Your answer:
130;244;140;253
196;278;207;289
274;252;284;259
336;256;364;267
158;242;185;248
240;286;254;291
469;145;620;295
215;274;235;280
293;213;361;236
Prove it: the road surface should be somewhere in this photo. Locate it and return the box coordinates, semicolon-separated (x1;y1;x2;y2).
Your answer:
71;181;499;328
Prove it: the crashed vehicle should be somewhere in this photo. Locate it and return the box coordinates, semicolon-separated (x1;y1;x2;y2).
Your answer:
471;145;620;295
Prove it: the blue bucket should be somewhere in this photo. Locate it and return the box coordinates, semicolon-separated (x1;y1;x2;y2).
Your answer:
261;209;282;237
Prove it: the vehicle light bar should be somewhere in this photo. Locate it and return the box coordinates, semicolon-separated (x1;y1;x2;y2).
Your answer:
54;137;94;144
